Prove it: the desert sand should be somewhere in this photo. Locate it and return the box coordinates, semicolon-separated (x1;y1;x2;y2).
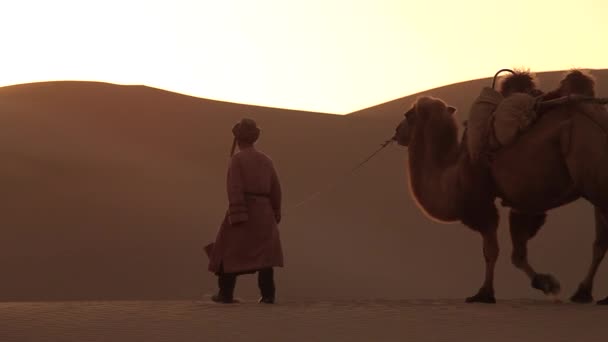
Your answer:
0;70;607;328
0;299;606;342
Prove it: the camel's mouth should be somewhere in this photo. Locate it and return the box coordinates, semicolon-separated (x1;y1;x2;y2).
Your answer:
395;106;415;146
394;118;410;146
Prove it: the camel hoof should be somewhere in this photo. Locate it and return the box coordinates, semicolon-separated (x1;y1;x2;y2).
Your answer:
570;284;593;303
531;273;561;295
465;288;496;304
596;296;608;305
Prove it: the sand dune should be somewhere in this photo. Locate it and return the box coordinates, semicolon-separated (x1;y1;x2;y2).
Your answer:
0;69;606;302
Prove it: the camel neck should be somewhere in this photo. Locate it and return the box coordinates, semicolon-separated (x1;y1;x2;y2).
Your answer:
406;127;464;222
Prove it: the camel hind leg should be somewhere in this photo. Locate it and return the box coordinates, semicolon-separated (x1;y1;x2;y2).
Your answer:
571;206;608;304
509;210;561;296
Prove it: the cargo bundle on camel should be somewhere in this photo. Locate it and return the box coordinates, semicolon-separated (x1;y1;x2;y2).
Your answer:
467;69;603;164
393;69;608;305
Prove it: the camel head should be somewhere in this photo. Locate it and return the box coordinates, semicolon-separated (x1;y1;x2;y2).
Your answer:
394;96;456;147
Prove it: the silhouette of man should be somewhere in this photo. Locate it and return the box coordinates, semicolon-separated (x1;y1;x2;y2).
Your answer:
206;118;283;304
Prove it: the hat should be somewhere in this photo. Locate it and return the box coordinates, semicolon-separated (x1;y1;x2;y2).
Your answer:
232;118;260;143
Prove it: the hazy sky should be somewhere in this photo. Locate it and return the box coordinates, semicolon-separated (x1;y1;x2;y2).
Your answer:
2;0;607;114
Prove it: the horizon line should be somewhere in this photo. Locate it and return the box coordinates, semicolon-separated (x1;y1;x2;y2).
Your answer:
2;67;606;115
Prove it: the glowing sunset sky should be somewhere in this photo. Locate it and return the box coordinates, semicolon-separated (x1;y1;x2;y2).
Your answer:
2;0;607;114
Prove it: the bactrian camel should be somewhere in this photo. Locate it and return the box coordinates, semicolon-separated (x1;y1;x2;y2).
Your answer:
393;70;608;304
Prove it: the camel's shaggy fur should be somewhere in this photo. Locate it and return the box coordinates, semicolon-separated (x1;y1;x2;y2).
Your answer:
497;69;540;96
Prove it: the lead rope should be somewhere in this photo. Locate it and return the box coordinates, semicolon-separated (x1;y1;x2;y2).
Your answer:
284;137;396;215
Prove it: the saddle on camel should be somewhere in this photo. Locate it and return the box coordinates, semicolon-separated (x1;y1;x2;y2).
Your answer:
466;69;605;164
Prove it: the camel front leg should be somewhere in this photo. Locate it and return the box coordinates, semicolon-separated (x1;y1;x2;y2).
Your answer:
571;207;608;304
509;211;561;297
465;229;499;303
462;204;499;304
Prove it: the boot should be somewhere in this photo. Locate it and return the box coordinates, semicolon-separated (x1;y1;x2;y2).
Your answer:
212;293;236;304
258;268;275;304
213;272;236;303
258;296;275;304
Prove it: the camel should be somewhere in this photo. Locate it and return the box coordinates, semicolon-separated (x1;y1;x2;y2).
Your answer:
393;70;608;304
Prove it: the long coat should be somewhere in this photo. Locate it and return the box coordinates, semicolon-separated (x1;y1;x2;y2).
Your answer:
207;146;284;274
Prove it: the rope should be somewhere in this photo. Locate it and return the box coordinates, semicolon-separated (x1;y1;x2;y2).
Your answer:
536;95;608;108
285;137;395;214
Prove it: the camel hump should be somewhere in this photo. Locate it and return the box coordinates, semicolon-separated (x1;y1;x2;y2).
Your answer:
542;69;597;102
560;69;596;96
497;69;539;97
